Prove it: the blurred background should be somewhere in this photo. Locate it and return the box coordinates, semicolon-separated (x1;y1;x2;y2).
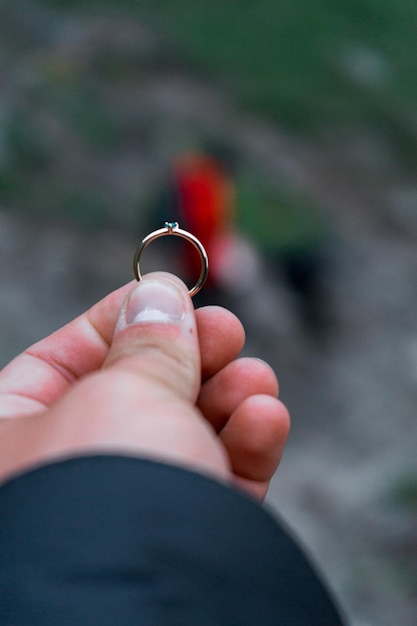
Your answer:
1;1;417;623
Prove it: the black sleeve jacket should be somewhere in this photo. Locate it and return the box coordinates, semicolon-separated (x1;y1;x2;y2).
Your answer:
0;456;345;625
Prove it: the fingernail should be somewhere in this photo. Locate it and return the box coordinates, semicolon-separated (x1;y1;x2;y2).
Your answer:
123;279;185;327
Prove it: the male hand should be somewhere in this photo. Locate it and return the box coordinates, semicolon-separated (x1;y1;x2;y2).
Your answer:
0;273;289;500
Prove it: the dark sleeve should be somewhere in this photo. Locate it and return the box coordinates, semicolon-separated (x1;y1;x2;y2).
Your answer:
0;456;345;626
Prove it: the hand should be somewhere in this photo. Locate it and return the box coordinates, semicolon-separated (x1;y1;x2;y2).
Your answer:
0;273;290;500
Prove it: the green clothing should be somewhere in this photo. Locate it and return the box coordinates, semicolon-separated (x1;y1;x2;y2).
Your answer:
237;182;328;255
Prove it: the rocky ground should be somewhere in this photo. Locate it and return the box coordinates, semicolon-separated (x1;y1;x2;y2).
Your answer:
1;5;417;625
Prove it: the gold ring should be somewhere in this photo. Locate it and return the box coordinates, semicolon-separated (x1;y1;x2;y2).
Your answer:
133;222;209;297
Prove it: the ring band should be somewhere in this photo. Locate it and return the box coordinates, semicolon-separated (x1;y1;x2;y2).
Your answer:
133;222;209;297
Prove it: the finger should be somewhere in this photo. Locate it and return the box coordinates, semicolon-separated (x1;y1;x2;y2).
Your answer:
0;287;244;419
0;282;135;418
196;306;245;381
102;272;201;402
232;476;271;502
220;395;290;498
197;357;279;432
0;274;230;482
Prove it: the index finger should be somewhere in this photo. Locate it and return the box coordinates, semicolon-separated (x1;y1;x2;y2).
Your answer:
0;284;245;418
0;281;135;417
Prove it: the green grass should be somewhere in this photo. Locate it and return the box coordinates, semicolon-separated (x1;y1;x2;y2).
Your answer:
41;0;417;137
390;474;417;510
3;0;417;228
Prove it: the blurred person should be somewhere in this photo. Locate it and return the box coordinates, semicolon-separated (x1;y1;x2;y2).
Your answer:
151;143;238;306
238;183;334;336
0;273;344;625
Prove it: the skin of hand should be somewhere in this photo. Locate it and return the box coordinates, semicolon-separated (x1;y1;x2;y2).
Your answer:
0;272;290;500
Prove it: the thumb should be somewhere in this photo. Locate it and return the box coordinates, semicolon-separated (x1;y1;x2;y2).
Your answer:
0;273;229;481
104;272;201;403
